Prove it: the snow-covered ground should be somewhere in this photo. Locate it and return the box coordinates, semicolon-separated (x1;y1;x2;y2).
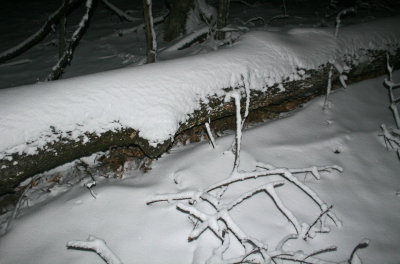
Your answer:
1;1;400;263
1;71;399;263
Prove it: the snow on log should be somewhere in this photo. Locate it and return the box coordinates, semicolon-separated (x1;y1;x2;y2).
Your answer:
0;17;400;195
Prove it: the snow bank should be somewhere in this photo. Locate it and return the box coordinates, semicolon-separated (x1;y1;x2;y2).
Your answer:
0;16;399;158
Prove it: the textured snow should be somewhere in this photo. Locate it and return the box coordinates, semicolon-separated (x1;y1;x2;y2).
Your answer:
1;72;399;263
0;16;399;157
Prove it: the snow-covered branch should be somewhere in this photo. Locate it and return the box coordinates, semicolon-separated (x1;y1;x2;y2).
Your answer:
67;235;123;264
47;0;97;81
0;0;80;64
205;121;216;149
335;8;356;39
163;26;209;52
381;55;400;158
147;90;344;262
116;12;168;36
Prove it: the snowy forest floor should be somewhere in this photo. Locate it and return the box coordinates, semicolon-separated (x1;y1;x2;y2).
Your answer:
0;0;400;263
0;71;399;264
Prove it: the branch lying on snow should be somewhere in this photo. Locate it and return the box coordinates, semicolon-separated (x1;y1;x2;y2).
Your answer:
0;0;81;64
47;0;97;81
148;91;346;263
67;235;123;264
116;12;168;36
163;26;210;52
101;0;141;22
348;239;370;264
381;55;400;158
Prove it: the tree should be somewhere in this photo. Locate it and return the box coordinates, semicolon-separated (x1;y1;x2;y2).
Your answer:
216;0;230;40
163;0;194;42
143;0;157;63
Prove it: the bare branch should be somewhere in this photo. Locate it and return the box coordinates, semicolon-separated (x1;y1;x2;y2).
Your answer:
67;235;123;264
47;0;97;81
0;0;81;64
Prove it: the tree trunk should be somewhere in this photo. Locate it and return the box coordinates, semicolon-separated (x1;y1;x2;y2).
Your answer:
47;0;98;81
216;0;230;40
163;0;194;42
143;0;157;63
59;1;67;59
0;49;399;196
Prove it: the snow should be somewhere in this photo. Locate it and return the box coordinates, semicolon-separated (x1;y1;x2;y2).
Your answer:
1;2;400;263
1;72;400;263
0;16;399;158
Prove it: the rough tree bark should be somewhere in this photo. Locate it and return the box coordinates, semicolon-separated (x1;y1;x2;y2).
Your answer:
47;0;98;81
216;0;230;40
163;0;194;41
59;0;67;59
143;0;157;63
0;48;399;196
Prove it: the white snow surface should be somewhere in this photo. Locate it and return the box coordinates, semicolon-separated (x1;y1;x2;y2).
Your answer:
0;71;399;264
0;17;399;157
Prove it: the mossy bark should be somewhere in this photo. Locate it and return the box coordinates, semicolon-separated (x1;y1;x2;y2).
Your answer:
0;49;399;196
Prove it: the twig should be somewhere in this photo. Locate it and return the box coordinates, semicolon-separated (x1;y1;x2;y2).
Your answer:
304;205;333;240
67;235;123;264
205;120;216;149
348;239;370;264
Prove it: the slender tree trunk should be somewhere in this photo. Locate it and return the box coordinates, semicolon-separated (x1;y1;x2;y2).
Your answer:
216;0;230;40
143;0;157;63
47;0;98;81
58;1;67;59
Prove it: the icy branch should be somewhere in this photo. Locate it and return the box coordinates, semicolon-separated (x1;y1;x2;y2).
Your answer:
66;235;123;264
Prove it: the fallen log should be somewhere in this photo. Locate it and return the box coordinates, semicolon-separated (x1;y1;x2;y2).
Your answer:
0;17;400;195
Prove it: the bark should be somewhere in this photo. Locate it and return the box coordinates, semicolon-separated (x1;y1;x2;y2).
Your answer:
47;0;98;81
0;49;398;196
0;0;81;64
143;0;157;63
216;0;230;40
59;1;67;59
163;0;194;42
